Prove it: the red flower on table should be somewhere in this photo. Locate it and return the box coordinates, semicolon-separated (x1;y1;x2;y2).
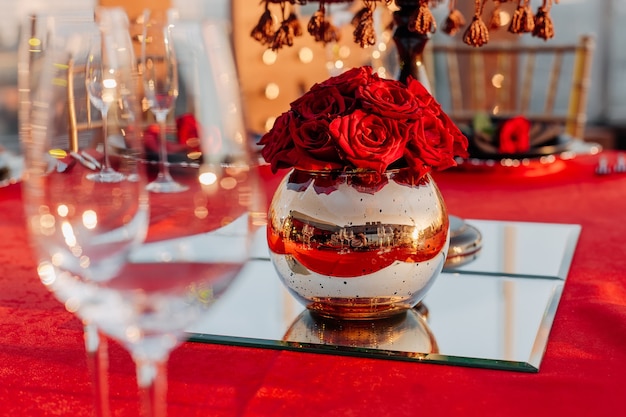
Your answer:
144;113;201;155
498;116;531;154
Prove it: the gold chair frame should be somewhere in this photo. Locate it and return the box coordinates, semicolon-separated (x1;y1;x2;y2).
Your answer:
427;35;595;140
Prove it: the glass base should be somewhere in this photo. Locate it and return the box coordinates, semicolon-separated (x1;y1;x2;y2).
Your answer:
86;169;126;183
146;177;189;193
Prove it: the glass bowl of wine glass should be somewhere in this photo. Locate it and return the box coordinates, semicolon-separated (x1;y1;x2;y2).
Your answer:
22;8;264;416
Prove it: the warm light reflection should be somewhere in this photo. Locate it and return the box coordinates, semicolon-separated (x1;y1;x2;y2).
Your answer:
500;11;512;26
82;210;98;229
103;78;117;89
37;262;56;286
187;151;202;160
61;222;77;247
51;253;64;267
251;211;268;227
262;49;277;65
411;227;419;244
298;47;313;63
265;117;276;132
57;205;69;217
220;176;237;190
199;171;218;185
492;105;500;115
126;326;142;343
265;83;280;100
338;46;350;59
194;207;208;219
79;256;91;269
65;297;80;313
492;73;504;88
39;213;55;229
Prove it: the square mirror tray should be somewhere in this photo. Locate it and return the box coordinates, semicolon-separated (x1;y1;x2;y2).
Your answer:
187;220;581;372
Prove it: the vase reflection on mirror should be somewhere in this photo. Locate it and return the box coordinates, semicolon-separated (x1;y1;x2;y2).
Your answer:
284;308;438;357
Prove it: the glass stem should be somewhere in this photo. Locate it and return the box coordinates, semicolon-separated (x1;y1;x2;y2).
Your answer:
136;357;168;417
155;112;173;182
83;323;111;417
100;108;114;174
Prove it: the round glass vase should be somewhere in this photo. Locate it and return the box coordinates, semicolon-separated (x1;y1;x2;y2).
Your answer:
267;168;450;320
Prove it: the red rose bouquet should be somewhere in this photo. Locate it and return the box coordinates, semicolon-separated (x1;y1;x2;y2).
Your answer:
259;66;469;180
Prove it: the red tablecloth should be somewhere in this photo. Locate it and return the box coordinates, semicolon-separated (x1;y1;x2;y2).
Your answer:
1;151;625;416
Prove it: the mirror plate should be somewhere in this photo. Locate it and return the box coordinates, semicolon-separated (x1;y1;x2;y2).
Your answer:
187;220;580;372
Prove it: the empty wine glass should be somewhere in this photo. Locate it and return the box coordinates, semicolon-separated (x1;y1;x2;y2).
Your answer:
84;32;127;183
18;9;138;417
141;10;188;193
23;9;262;417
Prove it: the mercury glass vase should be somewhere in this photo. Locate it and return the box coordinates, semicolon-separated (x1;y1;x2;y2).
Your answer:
267;168;450;320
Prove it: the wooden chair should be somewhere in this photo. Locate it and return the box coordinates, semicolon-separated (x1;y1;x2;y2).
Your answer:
426;35;595;141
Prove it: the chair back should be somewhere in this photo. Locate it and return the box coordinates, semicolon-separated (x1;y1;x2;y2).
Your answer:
428;35;595;140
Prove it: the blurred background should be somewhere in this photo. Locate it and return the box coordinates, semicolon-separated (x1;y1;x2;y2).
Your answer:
1;0;624;152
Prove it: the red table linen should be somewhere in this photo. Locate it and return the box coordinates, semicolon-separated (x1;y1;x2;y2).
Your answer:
1;151;625;416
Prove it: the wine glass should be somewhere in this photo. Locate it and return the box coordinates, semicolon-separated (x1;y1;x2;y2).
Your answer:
84;30;127;183
24;10;261;417
140;10;188;193
17;9;136;417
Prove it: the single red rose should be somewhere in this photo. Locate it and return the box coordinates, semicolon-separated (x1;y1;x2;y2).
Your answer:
329;109;407;173
428;107;469;159
403;110;462;172
259;111;298;172
406;76;437;109
357;77;421;119
290;85;354;120
289;117;345;170
498;116;531;154
312;66;375;95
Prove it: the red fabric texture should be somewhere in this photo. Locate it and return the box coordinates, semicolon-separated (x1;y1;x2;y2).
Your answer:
1;151;625;416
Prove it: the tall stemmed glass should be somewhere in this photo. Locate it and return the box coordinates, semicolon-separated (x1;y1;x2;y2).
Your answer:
18;9;137;417
141;10;188;193
24;10;261;417
84;31;127;183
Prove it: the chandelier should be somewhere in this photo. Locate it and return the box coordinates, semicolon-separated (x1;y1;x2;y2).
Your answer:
251;0;559;50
